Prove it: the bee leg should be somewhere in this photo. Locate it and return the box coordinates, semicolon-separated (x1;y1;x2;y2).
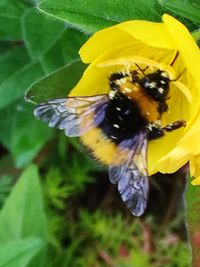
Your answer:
147;119;186;140
146;121;165;140
158;101;168;113
163;120;186;132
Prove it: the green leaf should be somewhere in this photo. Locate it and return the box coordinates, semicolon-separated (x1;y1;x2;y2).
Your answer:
0;102;16;150
0;165;47;267
0;0;26;41
22;8;66;59
59;28;88;63
0;45;46;110
40;41;66;74
0;60;44;109
0;101;53;167
0;16;22;41
38;0;164;33
0;155;15;178
0;46;30;83
12;103;53;168
40;28;88;74
0;41;13;56
158;0;200;24
39;7;115;33
0;0;26;18
0;238;43;267
0;175;13;208
25;60;87;104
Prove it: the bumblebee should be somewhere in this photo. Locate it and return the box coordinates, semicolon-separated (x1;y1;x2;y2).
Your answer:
34;64;186;216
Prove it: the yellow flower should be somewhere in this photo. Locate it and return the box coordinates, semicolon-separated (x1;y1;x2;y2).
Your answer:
69;14;200;184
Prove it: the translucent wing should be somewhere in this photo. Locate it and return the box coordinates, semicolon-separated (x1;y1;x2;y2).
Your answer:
34;95;109;137
109;131;149;216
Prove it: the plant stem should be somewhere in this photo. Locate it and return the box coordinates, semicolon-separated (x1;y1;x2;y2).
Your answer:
185;179;200;267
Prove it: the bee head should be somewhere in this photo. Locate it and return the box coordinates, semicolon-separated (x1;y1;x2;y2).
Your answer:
138;70;170;101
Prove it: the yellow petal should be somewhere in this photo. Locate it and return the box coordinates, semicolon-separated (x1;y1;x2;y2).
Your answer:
116;20;174;49
163;14;200;99
80;17;175;63
171;81;192;103
190;154;200;185
79;27;135;63
163;16;200;148
191;176;200;185
163;14;200;135
149;146;189;175
179;131;200;156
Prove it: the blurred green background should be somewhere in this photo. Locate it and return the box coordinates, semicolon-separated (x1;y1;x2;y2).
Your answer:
1;0;200;266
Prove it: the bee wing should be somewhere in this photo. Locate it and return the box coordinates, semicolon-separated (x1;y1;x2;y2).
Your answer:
34;95;109;137
109;132;149;216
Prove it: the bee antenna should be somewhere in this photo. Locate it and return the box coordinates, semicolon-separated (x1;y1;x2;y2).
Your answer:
134;63;146;76
169;51;185;81
172;68;186;81
169;51;179;66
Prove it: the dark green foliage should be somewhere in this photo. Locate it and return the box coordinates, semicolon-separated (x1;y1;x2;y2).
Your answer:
22;8;65;59
159;0;200;24
0;0;198;266
26;61;87;104
0;175;13;208
38;0;165;33
0;0;26;40
0;101;53;167
38;0;199;33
